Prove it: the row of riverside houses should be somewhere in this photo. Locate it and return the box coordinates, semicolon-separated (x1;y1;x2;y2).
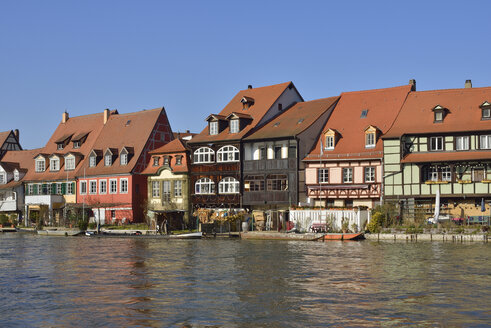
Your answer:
1;79;491;229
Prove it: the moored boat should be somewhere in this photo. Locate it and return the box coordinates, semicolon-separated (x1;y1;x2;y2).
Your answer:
320;232;365;241
37;229;83;236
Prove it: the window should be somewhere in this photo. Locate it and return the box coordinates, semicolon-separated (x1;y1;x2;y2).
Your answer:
120;178;128;193
441;166;452;181
28;184;34;195
430;137;444;151
0;174;5;184
57;143;64;150
65;157;75;170
219;177;240;194
153;157;159;166
244;175;264;191
434;111;443;122
325;136;334;150
455;136;469;151
217;146;239;162
195;178;215;194
89;155;97;167
259;147;266;160
267;174;288;191
73;141;81;149
230;119;239;133
162;181;171;201
193;147;215;163
89;180;97;194
35;159;45;172
365;167;375;183
163;156;170;166
482;103;491;120
50;158;60;171
152;181;160;198
13;170;19;181
99;180;107;194
343;168;353;183
56;183;62;195
209;121;218;135
120;153;128;165
480;135;491;149
365;133;375;148
429;167;439;181
105;154;112;166
174;180;182;197
472;167;485;182
175;156;182;165
109;179;117;194
67;183;74;195
360;109;368;118
318;169;329;183
80;181;87;194
288;145;296;158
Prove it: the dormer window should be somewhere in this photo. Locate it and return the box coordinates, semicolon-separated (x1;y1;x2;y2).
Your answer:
241;96;255;110
364;126;378;149
176;155;182;165
432;105;447;123
105;154;112;166
120;153;127;165
323;129;338;151
89;155;97;167
119;147;133;166
57;144;64;150
481;101;491;120
230;119;239;133
209;121;218;135
163;156;170;166
35;158;45;172
73;141;81;149
153;157;159;166
325;135;334;150
360;109;368;118
50;157;60;171
65;156;75;171
14;170;19;181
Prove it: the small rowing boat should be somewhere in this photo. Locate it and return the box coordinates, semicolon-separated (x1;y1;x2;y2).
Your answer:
320;232;365;241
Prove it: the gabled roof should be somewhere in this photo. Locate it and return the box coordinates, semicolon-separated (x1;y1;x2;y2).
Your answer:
0;149;40;188
205;114;227;122
0;131;11;147
142;138;189;175
384;86;491;138
190;82;297;143
305;85;412;161
245;96;339;140
0;161;20;172
149;138;187;155
226;112;253;120
79;107;165;176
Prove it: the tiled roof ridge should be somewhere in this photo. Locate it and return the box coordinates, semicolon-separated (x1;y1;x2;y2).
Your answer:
411;85;491;94
110;107;163;118
340;84;410;96
237;81;291;92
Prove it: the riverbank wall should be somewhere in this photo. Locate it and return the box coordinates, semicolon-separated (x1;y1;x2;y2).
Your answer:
365;233;488;242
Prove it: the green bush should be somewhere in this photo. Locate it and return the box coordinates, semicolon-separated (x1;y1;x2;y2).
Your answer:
0;214;9;226
366;212;384;233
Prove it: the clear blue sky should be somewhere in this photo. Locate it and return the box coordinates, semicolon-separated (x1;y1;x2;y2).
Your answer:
1;0;491;149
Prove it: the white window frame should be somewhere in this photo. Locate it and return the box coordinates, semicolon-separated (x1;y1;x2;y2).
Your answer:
65;156;75;170
120;153;128;165
195;178;215;194
343;168;353;183
480;135;491;149
0;173;5;184
162;180;171;202
109;179;118;194
50;158;60;171
35;159;45;172
318;168;329;183
89;180;97;194
482;107;491;119
325;136;334;150
176;156;182;165
230;119;239;133
80;181;87;195
365;133;376;148
120;178;128;194
209;121;218;135
217;145;239;162
73;141;81;149
174;180;182;197
56;183;62;195
99;179;107;194
193;147;215;163
152;181;160;198
218;177;240;194
57;143;64;150
153;157;159;166
67;182;74;195
13;170;19;182
365;167;375;183
105;154;112;166
441;166;452;182
455;136;469;151
89;155;97;167
430;167;439;181
430;137;444;151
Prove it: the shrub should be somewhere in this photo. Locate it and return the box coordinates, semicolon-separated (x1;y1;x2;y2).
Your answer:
366;212;384;233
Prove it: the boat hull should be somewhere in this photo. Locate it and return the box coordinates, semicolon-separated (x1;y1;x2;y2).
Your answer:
321;233;365;241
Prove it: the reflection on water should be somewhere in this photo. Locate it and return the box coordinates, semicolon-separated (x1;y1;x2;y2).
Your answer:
0;234;489;327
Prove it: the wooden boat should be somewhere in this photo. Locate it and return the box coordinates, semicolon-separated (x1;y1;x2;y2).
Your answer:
37;229;83;236
85;231;203;239
167;232;202;239
320;232;365;241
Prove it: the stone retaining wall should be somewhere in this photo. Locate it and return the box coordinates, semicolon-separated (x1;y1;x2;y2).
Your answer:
365;233;488;242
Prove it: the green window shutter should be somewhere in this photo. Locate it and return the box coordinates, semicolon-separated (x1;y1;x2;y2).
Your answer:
61;183;66;194
33;184;38;194
72;182;76;194
51;183;56;194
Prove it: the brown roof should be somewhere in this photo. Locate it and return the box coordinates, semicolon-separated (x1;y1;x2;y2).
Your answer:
23;112;106;182
189;82;296;143
79;107;164;176
0;131;11;147
245;96;339;140
0;149;41;188
384;86;491;138
172;131;196;139
149;138;187;155
304;85;411;161
401;151;491;163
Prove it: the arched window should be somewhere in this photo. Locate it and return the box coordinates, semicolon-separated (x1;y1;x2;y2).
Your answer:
218;177;240;194
193;147;215;163
195;178;215;194
217;145;239;162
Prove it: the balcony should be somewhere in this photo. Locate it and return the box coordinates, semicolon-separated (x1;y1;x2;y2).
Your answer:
243;159;296;172
25;194;64;205
0;199;17;211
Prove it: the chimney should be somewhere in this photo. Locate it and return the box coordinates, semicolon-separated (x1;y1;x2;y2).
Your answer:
14;129;19;142
409;79;416;91
186;130;190;133
248;85;253;89
62;111;69;123
104;108;110;124
465;80;472;88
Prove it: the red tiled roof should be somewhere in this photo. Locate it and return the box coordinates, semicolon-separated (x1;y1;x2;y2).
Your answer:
142;139;189;175
0;149;41;188
190;82;296;143
401;151;491;163
384;86;491;138
79;107;164;176
245;96;339;140
149;138;186;155
0;131;11;148
304;85;411;161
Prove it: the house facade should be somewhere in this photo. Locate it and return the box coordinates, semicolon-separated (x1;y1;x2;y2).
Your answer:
383;81;491;220
0;130;22;160
304;83;413;209
143;137;192;230
242;97;339;213
76;107;173;224
188;82;303;215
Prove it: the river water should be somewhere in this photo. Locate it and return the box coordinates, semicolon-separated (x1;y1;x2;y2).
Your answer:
0;234;489;327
